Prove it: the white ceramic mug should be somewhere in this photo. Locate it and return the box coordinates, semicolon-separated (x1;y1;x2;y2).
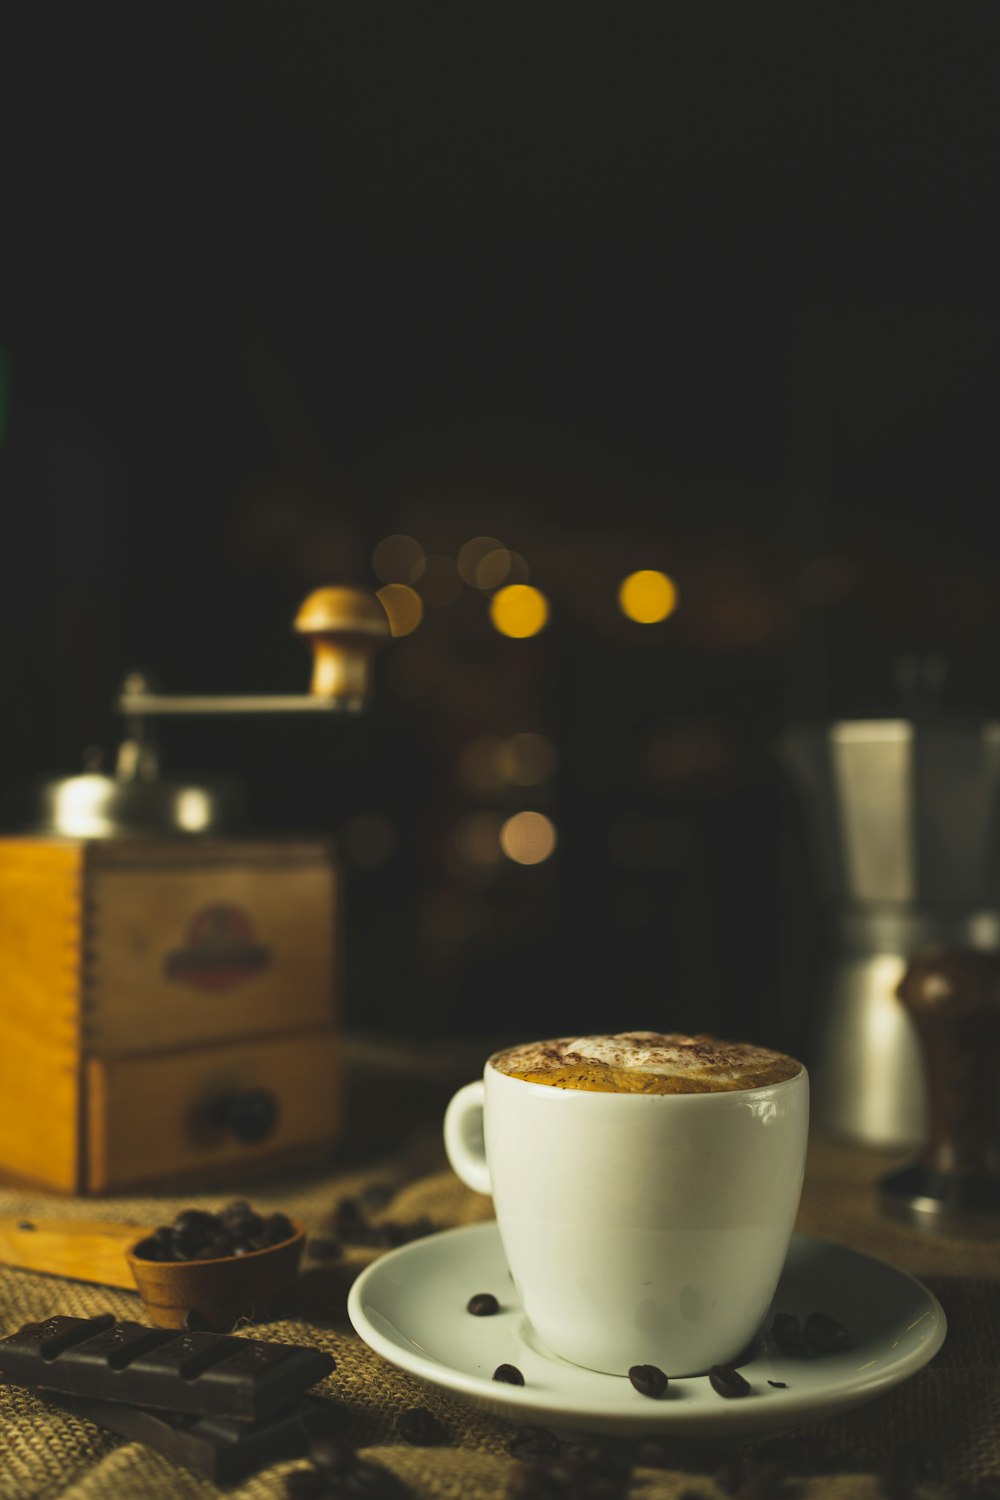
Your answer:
444;1055;808;1376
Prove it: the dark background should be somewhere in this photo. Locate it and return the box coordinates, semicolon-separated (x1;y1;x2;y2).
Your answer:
1;3;997;1057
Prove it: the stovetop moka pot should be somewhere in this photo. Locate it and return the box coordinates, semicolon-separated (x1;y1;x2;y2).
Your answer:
781;717;1000;1148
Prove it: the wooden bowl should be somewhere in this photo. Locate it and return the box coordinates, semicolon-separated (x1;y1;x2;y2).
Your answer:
126;1221;306;1330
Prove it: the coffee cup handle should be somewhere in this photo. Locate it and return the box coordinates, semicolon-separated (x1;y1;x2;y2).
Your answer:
444;1080;491;1195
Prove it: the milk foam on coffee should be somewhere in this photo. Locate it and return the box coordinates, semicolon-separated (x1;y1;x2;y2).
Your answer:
492;1030;800;1094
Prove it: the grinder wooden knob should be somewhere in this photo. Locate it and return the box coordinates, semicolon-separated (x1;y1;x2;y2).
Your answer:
294;586;391;705
879;948;1000;1233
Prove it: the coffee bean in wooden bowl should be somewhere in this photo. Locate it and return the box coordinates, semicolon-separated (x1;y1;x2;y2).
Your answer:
127;1202;305;1331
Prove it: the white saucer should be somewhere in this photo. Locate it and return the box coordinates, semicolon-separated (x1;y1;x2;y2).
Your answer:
347;1223;946;1438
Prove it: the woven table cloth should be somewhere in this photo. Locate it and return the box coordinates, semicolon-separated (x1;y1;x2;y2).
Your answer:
1;1116;997;1499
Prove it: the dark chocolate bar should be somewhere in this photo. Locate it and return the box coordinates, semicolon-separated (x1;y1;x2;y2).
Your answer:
0;1315;334;1421
40;1390;349;1485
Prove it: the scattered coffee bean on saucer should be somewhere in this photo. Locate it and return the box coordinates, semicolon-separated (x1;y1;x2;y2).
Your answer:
17;1221;35;1232
770;1312;811;1356
398;1407;447;1446
767;1379;788;1388
804;1311;851;1354
628;1363;668;1398
467;1292;500;1316
709;1364;751;1398
493;1363;525;1385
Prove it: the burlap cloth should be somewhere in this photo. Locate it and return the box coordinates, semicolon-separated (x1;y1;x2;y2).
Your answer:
0;1120;997;1498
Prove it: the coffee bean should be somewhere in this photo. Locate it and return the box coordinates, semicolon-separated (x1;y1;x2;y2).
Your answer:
310;1435;357;1475
508;1425;560;1461
493;1363;525;1385
17;1221;35;1231
183;1309;212;1332
139;1226;173;1262
398;1407;447;1446
770;1312;810;1356
220;1202;264;1239
134;1201;297;1264
467;1293;500;1316
309;1236;343;1261
766;1379;787;1388
262;1211;296;1246
627;1363;668;1398
708;1364;751;1398
219;1198;255;1224
804;1311;851;1354
172;1208;218;1246
194;1235;237;1260
331;1198;367;1240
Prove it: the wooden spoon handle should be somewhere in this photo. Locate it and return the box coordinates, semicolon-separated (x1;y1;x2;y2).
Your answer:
0;1217;154;1290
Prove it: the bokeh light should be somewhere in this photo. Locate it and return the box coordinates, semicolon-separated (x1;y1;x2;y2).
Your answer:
496;732;557;786
372;534;425;584
458;536;504;587
475;547;530;590
490;584;550;638
617;569;678;623
376;583;424;637
500;811;557;865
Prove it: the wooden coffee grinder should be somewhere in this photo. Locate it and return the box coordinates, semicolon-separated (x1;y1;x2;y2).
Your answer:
0;587;389;1194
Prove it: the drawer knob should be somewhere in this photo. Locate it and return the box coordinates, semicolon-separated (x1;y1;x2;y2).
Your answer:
211;1089;280;1144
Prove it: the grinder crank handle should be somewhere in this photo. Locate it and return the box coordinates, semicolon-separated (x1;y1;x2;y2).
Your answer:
117;586;391;718
896;948;1000;1177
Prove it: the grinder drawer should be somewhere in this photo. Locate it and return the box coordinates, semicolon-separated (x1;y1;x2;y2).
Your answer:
85;1029;340;1192
83;852;337;1056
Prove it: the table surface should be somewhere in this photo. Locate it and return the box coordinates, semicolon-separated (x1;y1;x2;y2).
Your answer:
0;1086;997;1499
